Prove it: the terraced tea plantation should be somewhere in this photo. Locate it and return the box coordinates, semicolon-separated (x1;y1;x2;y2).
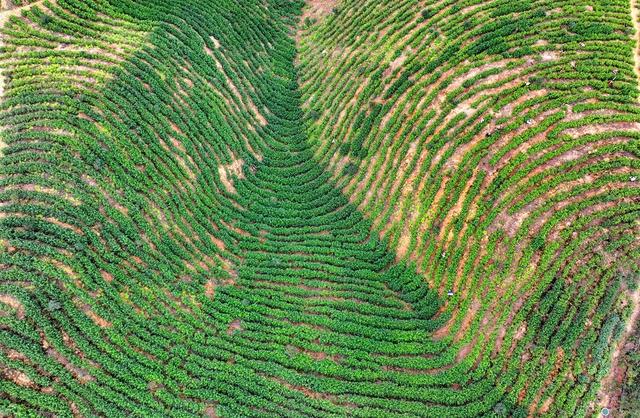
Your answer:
0;0;639;416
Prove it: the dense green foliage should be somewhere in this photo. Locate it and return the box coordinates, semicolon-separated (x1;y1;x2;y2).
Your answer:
0;0;638;417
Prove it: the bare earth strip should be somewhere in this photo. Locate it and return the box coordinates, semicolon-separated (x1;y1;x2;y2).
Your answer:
301;0;336;21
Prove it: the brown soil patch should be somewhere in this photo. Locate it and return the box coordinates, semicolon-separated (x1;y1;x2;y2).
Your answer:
301;0;337;21
563;121;640;138
219;219;250;237
218;157;244;194
433;298;481;341
78;302;111;328
82;175;98;187
0;294;25;319
87;310;111;328
383;53;408;79
492;209;528;238
305;350;327;361
156;135;196;183
100;270;113;283
204;405;218;418
205;279;216;298
169;122;184;136
1;367;33;387
5;349;28;362
539;395;554;413
61;331;86;359
0;1;47;22
148;381;163;393
47;347;94;384
222;275;236;286
203;49;267;126
209;233;227;251
77;112;93;122
227;319;242;335
396;233;411;259
514;322;527;340
392;65;528;241
2;184;81;206
456;340;475;362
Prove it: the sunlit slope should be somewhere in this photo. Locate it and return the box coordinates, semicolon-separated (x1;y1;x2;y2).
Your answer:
298;0;640;415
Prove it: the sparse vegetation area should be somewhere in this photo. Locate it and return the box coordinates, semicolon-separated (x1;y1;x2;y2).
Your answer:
0;0;638;417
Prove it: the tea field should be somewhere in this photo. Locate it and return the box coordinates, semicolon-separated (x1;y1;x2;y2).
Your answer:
0;0;638;417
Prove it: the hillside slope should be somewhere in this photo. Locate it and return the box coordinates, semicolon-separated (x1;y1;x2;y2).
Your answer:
298;0;640;415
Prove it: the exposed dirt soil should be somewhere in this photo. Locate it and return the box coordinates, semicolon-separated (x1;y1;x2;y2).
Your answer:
203;48;267;126
205;279;216;298
47;347;95;384
75;298;111;328
456;339;475;362
396;233;411;260
226;319;242;335
209;233;227;251
101;270;113;283
383;53;408;79
0;366;33;387
0;294;25;319
563;121;640;138
301;0;337;21
218;157;245;194
209;36;220;49
204;404;218;418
